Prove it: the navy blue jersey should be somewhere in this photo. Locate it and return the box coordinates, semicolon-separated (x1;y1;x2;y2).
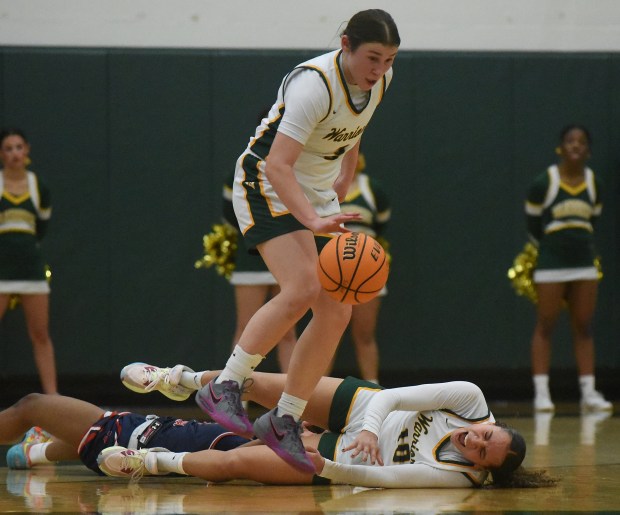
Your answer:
78;412;249;475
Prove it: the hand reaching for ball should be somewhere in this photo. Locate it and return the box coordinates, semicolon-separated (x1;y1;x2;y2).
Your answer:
309;212;362;234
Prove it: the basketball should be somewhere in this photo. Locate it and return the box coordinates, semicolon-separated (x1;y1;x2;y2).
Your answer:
317;232;389;305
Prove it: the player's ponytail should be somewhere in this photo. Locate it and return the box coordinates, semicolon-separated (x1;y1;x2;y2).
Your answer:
486;422;556;488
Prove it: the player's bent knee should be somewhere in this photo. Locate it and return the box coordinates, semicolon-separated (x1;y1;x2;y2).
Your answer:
281;281;322;309
14;393;46;414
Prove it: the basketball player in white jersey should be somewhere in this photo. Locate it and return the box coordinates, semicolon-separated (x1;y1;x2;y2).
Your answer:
194;9;401;473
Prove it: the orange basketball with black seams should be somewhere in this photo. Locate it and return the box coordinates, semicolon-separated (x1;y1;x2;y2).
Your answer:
317;232;389;305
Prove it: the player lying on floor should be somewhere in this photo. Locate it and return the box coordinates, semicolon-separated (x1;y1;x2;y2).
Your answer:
101;362;553;488
0;391;249;475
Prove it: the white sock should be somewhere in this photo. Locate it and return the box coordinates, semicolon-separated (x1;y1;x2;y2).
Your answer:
276;393;307;421
533;374;551;398
28;442;53;465
155;452;188;475
216;345;264;385
179;371;205;390
579;375;595;396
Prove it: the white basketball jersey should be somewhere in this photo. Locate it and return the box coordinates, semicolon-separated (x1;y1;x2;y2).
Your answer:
332;382;495;486
239;49;392;217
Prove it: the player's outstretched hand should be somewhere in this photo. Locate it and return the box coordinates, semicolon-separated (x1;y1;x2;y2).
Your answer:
342;429;384;466
308;212;362;234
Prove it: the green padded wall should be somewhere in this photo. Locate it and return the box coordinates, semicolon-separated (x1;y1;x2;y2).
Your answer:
0;48;618;391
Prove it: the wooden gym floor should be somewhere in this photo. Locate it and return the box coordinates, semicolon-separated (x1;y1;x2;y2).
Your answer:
0;402;618;513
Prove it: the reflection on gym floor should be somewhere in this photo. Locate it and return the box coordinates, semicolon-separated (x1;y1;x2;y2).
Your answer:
0;406;618;513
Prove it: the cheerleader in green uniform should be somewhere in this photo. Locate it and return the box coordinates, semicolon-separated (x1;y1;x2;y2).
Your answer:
526;125;611;413
0;128;57;394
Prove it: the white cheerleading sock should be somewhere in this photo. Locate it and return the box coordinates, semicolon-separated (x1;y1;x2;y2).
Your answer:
533;374;551;398
216;345;264;385
579;374;595;396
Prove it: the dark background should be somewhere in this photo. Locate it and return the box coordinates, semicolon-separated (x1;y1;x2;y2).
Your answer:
0;47;618;406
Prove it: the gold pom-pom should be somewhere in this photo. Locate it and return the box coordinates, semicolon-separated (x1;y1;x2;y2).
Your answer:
594;256;603;281
507;242;539;304
507;244;603;305
194;223;238;279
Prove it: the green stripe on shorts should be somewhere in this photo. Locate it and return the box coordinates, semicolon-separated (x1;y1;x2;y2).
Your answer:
313;377;383;485
327;376;384;432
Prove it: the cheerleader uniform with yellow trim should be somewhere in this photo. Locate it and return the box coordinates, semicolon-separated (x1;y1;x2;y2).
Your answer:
525;164;602;283
341;172;391;238
232;49;393;249
0;170;51;294
317;378;493;488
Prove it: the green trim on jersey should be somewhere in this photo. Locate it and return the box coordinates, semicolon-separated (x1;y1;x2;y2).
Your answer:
249;105;285;161
286;66;333;121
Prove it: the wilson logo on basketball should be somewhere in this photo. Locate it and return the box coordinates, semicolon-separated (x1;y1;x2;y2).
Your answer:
317;232;389;305
342;232;360;260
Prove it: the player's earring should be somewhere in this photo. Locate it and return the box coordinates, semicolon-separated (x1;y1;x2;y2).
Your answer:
555;147;562;156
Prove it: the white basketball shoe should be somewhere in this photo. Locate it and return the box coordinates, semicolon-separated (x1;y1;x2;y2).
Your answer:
580;390;613;412
120;362;196;401
97;446;167;479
